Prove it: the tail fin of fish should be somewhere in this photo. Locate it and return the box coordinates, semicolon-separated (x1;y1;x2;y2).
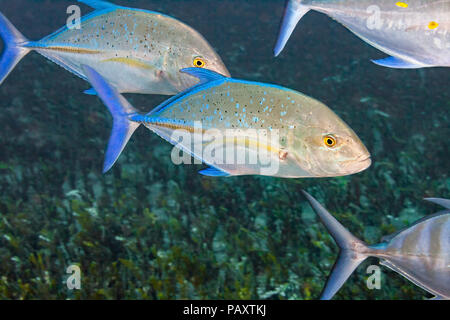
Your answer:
0;12;31;86
301;191;371;300
82;65;141;173
274;0;310;57
424;198;450;209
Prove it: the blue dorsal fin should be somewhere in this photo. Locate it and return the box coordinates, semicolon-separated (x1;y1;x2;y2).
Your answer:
148;68;228;116
77;0;116;10
199;166;230;177
180;68;227;85
371;56;424;69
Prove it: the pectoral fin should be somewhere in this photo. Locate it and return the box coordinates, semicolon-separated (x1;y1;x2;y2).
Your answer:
371;56;424;69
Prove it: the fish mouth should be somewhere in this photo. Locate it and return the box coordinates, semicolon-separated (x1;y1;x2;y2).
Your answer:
339;155;372;175
216;64;231;77
221;68;231;78
354;156;372;173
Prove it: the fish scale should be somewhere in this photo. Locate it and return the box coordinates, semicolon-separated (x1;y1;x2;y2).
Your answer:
153;81;309;131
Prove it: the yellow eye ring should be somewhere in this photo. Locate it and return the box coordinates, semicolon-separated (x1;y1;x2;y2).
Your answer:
193;57;206;68
324;135;337;148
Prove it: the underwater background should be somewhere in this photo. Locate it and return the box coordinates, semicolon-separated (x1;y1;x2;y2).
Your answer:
0;0;448;299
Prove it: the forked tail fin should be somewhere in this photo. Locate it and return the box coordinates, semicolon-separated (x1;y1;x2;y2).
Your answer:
301;191;371;300
0;11;31;85
274;0;310;56
424;198;450;210
82;65;141;173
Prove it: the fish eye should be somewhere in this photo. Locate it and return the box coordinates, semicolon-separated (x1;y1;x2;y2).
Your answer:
193;57;206;68
324;135;337;148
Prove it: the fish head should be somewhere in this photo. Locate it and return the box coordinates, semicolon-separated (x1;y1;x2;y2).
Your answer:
291;101;371;177
171;41;230;90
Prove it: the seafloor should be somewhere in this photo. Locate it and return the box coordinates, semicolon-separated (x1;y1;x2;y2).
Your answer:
0;0;448;299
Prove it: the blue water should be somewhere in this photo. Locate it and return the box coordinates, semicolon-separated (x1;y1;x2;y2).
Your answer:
0;0;448;300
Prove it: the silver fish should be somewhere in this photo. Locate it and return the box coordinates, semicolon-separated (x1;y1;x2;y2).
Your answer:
0;0;229;95
302;191;450;300
82;65;371;177
275;0;450;68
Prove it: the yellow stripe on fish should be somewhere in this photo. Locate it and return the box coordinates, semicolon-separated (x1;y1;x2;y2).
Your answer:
101;57;156;70
34;46;101;55
149;121;281;156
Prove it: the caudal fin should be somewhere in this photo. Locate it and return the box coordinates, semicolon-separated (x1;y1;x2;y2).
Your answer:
301;191;370;300
424;198;450;210
82;65;141;173
0;12;30;86
274;0;310;57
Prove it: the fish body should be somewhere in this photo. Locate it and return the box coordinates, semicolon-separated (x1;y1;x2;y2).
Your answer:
302;192;450;300
0;0;229;94
83;65;371;178
275;0;450;68
376;212;450;299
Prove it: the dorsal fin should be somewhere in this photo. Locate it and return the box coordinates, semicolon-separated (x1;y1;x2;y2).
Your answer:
180;68;227;85
148;68;228;116
77;0;116;10
424;198;450;210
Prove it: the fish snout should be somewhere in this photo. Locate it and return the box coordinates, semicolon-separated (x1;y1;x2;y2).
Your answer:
339;154;372;175
211;60;231;78
219;66;231;78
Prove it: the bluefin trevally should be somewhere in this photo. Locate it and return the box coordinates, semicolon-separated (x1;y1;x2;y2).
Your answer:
274;0;450;68
0;0;229;95
82;65;371;177
302;191;450;300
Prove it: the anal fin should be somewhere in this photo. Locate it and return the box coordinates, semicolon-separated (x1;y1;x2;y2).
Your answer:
199;166;230;177
84;88;97;95
371;56;425;69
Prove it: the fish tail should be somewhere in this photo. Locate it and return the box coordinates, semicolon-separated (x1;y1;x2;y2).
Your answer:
0;11;31;86
274;0;310;57
82;65;141;173
302;191;373;300
424;198;450;209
